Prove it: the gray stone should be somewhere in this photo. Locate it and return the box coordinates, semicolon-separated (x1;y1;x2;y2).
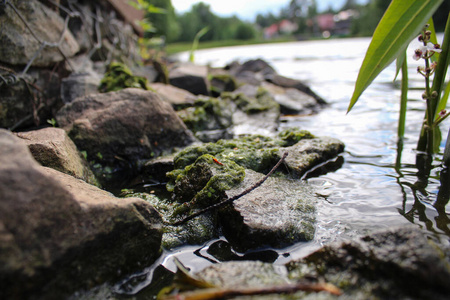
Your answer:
283;137;345;178
0;129;163;299
56;88;197;166
61;72;101;104
169;63;209;95
0;0;80;67
15;127;99;186
287;226;450;300
149;82;196;109
266;74;327;105
220;170;316;252
262;82;319;115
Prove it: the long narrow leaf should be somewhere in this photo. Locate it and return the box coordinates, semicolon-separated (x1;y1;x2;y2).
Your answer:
398;52;408;141
437;82;450;114
348;0;444;113
432;12;450;117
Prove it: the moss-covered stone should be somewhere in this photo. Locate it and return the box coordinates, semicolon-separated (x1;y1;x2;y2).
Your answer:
172;128;315;173
98;62;151;92
209;73;237;96
277;127;315;147
221;88;279;114
177;97;234;132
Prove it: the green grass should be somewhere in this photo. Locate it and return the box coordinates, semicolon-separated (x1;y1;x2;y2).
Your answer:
165;37;297;56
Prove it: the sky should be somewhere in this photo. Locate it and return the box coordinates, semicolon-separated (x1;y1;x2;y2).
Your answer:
171;0;369;21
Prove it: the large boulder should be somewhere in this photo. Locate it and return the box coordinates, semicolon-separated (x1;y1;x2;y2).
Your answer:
55;88;198;186
15;127;99;186
0;129;163;299
0;0;80;67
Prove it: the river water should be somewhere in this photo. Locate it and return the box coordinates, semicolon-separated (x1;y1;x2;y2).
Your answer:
114;37;450;296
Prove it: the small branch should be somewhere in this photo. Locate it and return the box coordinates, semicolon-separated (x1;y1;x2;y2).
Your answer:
166;152;288;226
161;281;342;300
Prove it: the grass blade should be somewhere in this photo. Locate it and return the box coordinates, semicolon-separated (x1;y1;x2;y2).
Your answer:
348;0;444;113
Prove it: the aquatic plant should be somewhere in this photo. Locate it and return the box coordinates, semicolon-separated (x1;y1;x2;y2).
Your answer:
348;0;449;162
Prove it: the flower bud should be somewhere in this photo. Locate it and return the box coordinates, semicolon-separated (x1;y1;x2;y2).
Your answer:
431;91;438;98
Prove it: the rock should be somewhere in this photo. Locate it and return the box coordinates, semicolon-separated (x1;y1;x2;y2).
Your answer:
55;88;197;186
0;0;80;67
149;82;196;110
0;67;64;130
266;74;327;106
287;226;450;300
209;73;238;97
149;131;343;249
220;170;316;252
177;96;235;142
222;88;280;137
229;59;277;77
15;127;99;186
261;82;319;115
282;137;345;178
0;129;163;299
196;261;289;289
61;72;101;104
169;63;209;95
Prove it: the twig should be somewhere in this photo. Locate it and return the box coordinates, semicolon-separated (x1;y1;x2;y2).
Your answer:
167;152;288;226
161;281;342;300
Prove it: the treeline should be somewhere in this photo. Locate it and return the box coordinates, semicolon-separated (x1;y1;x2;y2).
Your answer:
144;0;450;43
146;1;257;43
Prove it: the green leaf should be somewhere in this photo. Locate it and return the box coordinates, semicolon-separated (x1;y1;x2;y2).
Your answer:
398;51;408;141
348;0;444;113
394;48;407;81
189;26;210;63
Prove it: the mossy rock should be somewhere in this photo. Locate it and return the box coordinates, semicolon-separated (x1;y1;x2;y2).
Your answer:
222;88;279;114
177;97;234;132
172;128;314;173
98;62;151;92
209;73;238;97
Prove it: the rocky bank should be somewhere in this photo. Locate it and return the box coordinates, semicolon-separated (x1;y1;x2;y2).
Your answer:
1;1;449;299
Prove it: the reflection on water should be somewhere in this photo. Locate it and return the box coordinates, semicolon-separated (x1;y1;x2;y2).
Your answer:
116;37;450;296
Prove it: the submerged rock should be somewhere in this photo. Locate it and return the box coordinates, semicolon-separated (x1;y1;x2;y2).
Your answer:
0;129;163;299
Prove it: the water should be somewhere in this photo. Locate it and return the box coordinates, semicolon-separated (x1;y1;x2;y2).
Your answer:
115;37;450;296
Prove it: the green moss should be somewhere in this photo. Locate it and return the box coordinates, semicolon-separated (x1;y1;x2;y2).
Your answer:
177;97;234;133
277;127;315;147
98;62;151;93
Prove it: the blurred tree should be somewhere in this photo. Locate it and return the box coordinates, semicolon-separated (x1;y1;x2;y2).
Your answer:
234;22;257;40
350;0;390;36
145;0;180;42
255;12;279;28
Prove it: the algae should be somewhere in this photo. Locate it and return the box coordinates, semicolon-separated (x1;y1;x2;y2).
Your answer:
98;62;151;93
